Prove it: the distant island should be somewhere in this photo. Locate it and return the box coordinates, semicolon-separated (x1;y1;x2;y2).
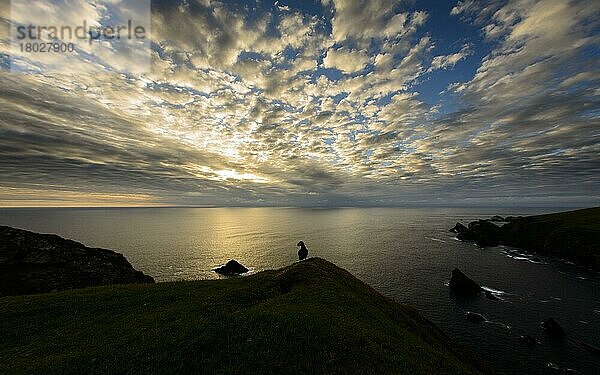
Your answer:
451;207;600;270
0;229;488;374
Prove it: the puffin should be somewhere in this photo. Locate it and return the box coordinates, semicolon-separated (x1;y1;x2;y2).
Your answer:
297;241;309;261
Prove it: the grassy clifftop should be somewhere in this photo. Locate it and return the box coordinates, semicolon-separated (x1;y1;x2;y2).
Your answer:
0;258;487;374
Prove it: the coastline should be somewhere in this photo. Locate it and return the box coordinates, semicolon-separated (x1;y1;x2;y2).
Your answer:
452;207;600;271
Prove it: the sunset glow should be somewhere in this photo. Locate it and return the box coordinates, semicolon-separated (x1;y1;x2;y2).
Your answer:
1;0;598;207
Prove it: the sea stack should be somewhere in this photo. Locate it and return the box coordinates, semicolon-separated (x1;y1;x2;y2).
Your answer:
449;268;483;296
214;259;249;275
541;318;566;337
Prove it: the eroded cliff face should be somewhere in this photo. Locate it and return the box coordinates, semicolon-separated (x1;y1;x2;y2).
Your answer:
451;208;600;270
0;226;154;296
500;215;599;270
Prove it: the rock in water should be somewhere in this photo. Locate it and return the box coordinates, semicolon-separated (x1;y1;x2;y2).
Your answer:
0;226;154;297
457;220;503;247
541;318;565;337
449;222;468;233
214;259;249;275
449;268;482;296
465;312;486;323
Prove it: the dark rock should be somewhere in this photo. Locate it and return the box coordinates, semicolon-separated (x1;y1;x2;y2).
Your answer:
519;335;537;346
0;226;154;297
473;220;502;246
449;222;468;233
490;215;505;222
455;220;503;247
485;290;500;301
214;259;249;275
449;268;482;296
465;312;486;323
541;318;565;337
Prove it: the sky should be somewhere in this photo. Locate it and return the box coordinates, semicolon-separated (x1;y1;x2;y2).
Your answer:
0;0;599;207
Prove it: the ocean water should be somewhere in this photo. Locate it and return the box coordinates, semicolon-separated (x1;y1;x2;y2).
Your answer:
1;207;598;374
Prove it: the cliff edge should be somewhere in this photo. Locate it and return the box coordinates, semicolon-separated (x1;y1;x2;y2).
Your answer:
0;225;154;296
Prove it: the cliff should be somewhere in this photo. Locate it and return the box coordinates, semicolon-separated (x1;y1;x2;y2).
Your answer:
0;226;154;296
452;207;600;270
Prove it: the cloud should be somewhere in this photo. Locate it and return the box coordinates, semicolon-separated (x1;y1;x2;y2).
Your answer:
322;48;369;74
325;0;428;45
454;0;599;105
0;0;597;207
428;44;472;71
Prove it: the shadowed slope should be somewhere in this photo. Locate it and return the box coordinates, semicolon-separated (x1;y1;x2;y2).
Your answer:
0;258;487;374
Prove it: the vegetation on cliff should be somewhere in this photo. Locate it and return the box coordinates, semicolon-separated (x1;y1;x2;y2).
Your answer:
0;258;487;374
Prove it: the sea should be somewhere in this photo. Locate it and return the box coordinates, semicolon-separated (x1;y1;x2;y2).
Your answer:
1;206;598;374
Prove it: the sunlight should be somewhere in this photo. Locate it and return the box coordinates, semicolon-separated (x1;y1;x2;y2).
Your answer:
214;169;269;183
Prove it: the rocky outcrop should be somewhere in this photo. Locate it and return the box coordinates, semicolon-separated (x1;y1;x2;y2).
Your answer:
0;226;154;297
449;222;468;233
455;220;503;247
449;268;482;296
541;318;565;337
465;312;486;323
450;208;600;270
214;259;249;275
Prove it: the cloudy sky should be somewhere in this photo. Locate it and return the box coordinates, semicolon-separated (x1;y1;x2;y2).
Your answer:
0;0;598;207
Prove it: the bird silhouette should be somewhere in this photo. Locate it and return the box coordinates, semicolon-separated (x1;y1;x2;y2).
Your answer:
297;241;308;261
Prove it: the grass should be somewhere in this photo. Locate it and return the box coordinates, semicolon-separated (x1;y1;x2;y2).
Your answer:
0;258;487;374
522;207;600;231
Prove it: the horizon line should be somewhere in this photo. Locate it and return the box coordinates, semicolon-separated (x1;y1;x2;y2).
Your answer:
0;204;597;210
